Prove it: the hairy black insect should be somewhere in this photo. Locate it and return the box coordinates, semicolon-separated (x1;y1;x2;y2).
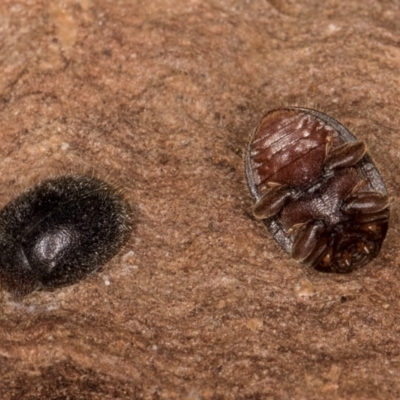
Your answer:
0;174;131;296
245;107;389;273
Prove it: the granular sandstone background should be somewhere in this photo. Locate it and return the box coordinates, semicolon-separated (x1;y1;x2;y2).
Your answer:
0;0;400;399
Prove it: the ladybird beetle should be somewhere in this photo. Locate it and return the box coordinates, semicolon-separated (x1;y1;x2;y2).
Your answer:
245;107;389;273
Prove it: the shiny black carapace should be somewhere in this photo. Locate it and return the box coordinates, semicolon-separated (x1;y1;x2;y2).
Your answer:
245;107;389;273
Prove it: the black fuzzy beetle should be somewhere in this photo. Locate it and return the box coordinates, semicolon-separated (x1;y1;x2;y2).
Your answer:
245;107;389;273
0;174;131;296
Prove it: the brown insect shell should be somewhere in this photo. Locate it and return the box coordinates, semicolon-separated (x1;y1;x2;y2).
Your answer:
245;107;389;272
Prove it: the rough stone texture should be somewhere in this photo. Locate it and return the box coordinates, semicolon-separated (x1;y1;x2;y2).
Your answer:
0;0;399;399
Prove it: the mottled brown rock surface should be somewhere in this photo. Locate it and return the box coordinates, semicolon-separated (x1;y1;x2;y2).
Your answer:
0;1;400;399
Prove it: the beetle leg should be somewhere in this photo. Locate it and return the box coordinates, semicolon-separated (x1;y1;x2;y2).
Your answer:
324;141;367;170
359;222;381;234
305;237;329;267
356;241;374;255
267;181;282;188
287;221;306;235
342;192;389;215
325;135;334;156
357;208;389;223
253;185;293;219
291;221;325;261
350;179;368;195
317;245;333;268
258;181;281;193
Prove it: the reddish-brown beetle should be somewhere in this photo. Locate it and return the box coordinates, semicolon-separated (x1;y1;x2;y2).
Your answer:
245;107;389;273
